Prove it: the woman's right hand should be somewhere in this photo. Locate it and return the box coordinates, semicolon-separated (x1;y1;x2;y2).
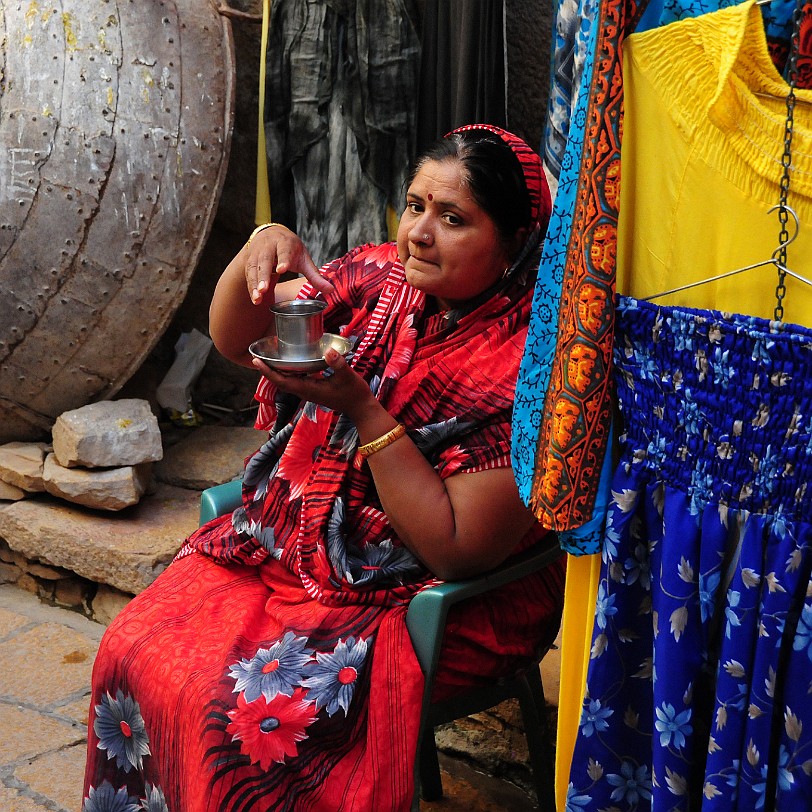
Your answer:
245;224;334;305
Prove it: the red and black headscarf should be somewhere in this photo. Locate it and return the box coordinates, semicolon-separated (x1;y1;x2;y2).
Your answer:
450;123;552;247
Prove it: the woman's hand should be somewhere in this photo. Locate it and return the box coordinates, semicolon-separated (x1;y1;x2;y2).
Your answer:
253;348;377;420
245;225;334;305
210;225;334;369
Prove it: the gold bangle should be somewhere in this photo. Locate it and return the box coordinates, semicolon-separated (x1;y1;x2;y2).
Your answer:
358;424;406;458
246;222;282;247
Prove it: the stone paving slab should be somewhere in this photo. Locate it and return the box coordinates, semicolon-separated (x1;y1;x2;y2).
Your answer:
0;582;547;811
16;745;88;812
0;583;104;812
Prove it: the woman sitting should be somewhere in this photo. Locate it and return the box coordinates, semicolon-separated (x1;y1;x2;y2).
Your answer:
82;124;565;812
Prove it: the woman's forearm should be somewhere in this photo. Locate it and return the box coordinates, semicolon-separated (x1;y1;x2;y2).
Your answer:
352;402;534;579
209;247;274;367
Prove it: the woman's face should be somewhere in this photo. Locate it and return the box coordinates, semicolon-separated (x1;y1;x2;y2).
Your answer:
396;158;516;310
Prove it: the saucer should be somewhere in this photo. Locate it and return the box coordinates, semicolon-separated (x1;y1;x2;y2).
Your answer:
249;333;352;374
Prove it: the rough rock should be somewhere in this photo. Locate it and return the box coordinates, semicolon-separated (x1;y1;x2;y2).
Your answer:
0;483;200;595
53;579;90;610
154;425;267;489
90;585;133;625
42;454;152;511
0;442;48;492
52;399;163;469
0;480;26;501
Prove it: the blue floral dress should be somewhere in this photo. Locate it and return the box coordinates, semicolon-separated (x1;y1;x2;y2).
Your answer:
566;297;812;811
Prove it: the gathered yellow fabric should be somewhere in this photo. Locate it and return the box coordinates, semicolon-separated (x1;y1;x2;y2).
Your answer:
555;554;601;809
617;0;812;321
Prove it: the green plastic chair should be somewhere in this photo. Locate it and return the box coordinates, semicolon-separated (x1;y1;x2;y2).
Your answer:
199;479;561;810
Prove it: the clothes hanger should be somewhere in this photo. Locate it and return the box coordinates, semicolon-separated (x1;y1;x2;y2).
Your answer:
641;207;812;304
643;0;807;321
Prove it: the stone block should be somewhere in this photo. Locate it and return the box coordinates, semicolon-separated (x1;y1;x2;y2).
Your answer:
0;561;21;583
0;483;199;594
8;547;29;568
154;425;267;489
0;604;29;637
91;584;133;625
0;621;97;706
0;441;48;491
15;743;88;812
0;703;84;767
43;453;152;511
17;573;39;594
0;785;50;812
54;578;90;609
52;398;163;468
26;561;69;580
59;696;92;727
0;478;26;500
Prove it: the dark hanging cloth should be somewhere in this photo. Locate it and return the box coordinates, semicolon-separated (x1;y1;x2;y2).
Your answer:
415;0;507;155
263;0;420;267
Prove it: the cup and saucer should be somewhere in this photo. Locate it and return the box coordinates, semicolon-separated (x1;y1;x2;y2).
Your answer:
249;299;351;374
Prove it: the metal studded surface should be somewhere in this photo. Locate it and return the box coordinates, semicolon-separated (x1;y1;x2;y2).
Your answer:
0;0;235;441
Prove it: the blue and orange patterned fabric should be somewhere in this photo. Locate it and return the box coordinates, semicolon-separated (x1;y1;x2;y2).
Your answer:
513;0;652;546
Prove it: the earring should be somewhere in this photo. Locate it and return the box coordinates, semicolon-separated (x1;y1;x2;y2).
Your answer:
501;265;511;280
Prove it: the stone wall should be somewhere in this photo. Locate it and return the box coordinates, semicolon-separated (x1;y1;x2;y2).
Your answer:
0;537;130;626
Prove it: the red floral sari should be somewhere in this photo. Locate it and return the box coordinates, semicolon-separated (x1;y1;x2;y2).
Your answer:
83;140;564;812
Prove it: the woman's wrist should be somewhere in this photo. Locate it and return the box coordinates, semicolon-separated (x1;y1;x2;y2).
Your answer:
358;424;406;458
246;222;284;248
347;396;392;435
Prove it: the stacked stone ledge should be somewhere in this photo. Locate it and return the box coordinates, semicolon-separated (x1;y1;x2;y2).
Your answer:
0;398;163;510
0;419;267;625
0;399;163;512
48;398;163;510
0;399;164;621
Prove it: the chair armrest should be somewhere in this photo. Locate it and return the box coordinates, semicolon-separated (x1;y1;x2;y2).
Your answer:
199;478;244;526
405;542;564;676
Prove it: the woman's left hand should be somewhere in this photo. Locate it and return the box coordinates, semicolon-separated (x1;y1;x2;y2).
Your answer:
253;348;376;420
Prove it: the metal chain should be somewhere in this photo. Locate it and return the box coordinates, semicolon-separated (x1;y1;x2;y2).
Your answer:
773;0;804;321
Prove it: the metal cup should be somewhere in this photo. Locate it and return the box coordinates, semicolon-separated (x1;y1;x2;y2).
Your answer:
270;299;327;360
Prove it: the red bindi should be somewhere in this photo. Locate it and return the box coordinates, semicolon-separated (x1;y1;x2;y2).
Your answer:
427;193;433;200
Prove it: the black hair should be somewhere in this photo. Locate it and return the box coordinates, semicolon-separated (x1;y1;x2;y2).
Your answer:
410;130;532;243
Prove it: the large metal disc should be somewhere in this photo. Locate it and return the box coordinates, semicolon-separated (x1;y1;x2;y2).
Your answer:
0;0;235;442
